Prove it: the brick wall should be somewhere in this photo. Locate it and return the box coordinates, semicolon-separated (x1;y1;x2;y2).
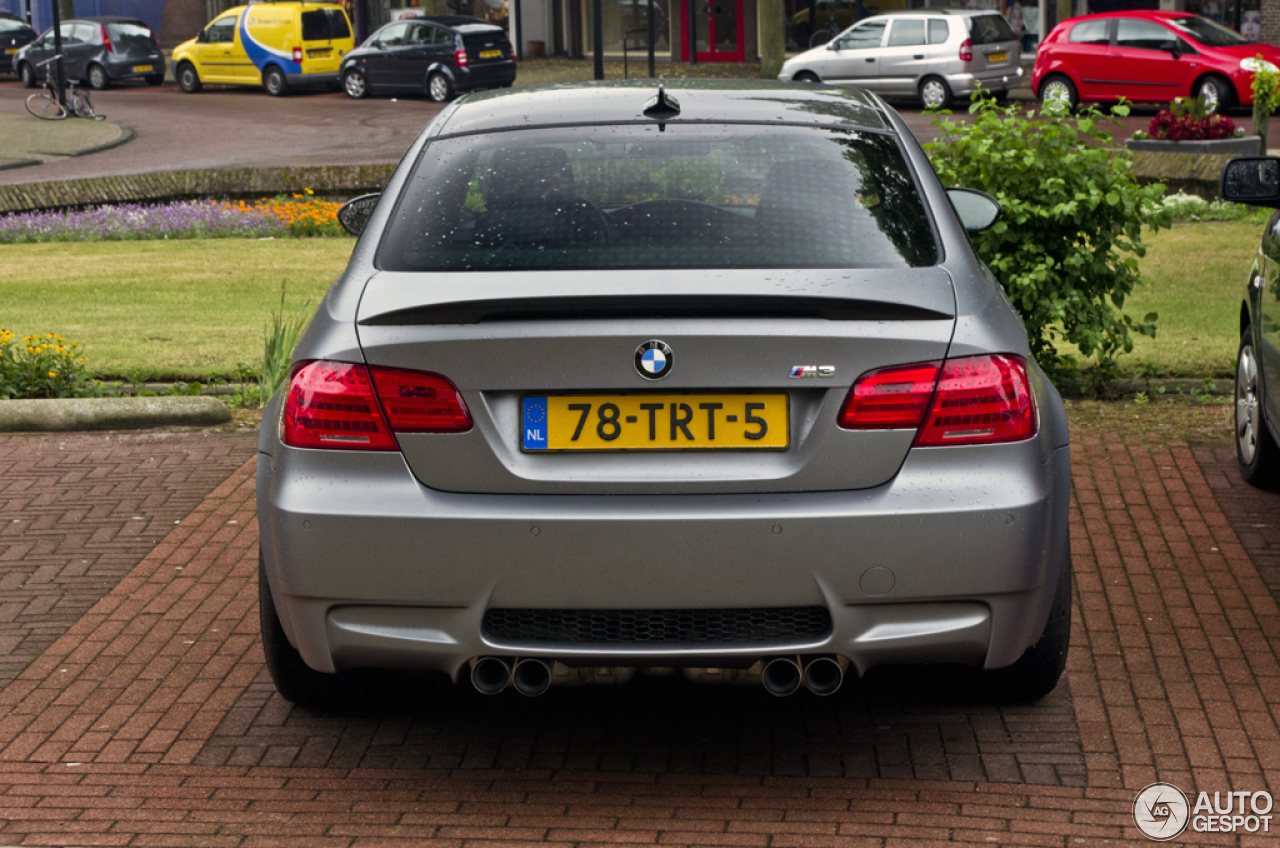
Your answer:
1264;0;1280;46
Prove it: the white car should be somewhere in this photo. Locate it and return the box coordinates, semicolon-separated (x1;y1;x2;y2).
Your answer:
779;9;1024;109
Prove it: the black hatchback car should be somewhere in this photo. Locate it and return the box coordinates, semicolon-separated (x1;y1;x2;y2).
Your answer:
339;14;514;102
16;16;165;89
0;12;37;75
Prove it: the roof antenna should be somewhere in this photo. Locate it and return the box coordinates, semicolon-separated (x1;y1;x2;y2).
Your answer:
643;85;681;122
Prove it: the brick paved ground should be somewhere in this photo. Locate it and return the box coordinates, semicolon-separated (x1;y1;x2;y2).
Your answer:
0;422;1271;845
0;431;258;691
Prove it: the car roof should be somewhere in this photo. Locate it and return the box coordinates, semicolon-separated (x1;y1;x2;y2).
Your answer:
1062;9;1201;20
436;80;890;137
415;14;491;27
867;8;1003;17
78;16;149;24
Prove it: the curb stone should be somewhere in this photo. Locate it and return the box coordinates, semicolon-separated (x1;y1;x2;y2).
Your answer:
32;124;135;159
0;396;230;432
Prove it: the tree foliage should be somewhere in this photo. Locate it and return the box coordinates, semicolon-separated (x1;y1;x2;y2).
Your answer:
924;98;1172;382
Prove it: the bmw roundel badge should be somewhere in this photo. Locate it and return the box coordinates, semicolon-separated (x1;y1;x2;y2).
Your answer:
635;340;673;380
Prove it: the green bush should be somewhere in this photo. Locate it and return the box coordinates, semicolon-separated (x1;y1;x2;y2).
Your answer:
925;97;1173;383
0;330;114;399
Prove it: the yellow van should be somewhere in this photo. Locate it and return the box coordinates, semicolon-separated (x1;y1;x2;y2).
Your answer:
172;1;354;96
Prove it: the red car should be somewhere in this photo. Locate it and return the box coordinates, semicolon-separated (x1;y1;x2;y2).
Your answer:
1032;10;1280;111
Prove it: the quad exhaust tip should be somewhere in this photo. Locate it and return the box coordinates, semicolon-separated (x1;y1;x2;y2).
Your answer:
761;657;803;697
511;658;552;697
470;656;512;695
802;656;845;696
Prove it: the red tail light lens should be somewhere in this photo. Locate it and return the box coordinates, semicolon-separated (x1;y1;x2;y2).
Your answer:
369;367;471;433
915;354;1036;446
838;361;941;430
455;48;469;67
283;361;398;451
101;25;113;53
959;37;973;62
282;361;472;451
838;354;1036;446
292;46;303;62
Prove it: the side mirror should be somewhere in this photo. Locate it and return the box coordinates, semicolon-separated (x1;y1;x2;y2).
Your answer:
196;29;207;43
1160;40;1181;58
1222;157;1280;206
946;187;1001;233
338;193;380;236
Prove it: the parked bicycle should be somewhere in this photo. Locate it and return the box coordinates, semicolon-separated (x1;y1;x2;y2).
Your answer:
25;55;104;121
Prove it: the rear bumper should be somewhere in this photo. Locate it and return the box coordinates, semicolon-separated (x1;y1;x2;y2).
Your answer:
945;65;1023;96
285;71;339;88
258;432;1071;681
457;61;515;90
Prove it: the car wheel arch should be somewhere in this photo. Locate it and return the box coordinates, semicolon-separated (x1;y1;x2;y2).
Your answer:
1194;72;1236;109
1243;300;1253;338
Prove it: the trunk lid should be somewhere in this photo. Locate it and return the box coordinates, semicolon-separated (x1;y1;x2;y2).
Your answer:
356;269;955;495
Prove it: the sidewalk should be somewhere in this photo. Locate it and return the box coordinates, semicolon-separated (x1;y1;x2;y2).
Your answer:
0;411;1272;845
0;113;131;171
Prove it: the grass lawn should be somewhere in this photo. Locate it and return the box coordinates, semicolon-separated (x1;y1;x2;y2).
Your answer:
1056;219;1261;378
1;239;352;380
0;219;1263;381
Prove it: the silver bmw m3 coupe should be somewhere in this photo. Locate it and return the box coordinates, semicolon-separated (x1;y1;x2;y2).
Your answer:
256;80;1072;708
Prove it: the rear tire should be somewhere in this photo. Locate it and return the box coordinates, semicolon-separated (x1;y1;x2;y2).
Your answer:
177;61;201;93
343;68;368;99
260;549;348;710
918;75;952;110
427;70;453;102
19;61;36;88
144;73;164;86
1236;329;1280;488
983;541;1071;702
1038;73;1077;110
87;62;109;90
793;71;820;84
263;65;289;97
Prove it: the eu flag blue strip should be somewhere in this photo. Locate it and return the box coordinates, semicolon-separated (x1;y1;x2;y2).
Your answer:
522;396;548;450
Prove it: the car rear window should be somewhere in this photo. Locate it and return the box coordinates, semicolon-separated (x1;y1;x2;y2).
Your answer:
462;30;509;52
0;19;33;34
967;13;1015;44
378;125;937;272
106;22;155;47
1068;19;1110;44
301;9;350;41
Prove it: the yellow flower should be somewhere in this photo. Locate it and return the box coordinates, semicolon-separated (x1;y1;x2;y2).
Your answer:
48;371;56;378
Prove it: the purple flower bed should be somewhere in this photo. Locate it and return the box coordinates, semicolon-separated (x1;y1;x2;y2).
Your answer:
0;200;286;243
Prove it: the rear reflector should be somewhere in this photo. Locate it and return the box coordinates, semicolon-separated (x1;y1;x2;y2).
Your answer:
915;354;1036;446
283;361;399;450
369;366;471;433
839;354;1036;446
282;361;472;451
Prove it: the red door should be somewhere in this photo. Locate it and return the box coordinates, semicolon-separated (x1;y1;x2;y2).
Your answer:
679;0;745;62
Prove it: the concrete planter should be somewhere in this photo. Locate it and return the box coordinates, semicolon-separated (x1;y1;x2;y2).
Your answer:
1126;136;1264;199
1124;136;1262;155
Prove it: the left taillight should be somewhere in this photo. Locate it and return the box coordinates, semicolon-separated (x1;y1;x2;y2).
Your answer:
292;46;303;62
282;361;470;451
958;37;973;62
838;354;1036;446
454;48;468;67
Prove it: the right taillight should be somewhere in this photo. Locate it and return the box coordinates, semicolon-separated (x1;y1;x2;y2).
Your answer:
839;354;1036;446
959;37;973;62
281;360;472;451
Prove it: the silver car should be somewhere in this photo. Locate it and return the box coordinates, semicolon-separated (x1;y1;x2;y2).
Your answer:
257;80;1071;708
779;10;1023;109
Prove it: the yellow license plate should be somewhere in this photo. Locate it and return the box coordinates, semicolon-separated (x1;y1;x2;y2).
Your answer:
308;48;331;57
522;393;789;451
987;52;1007;62
480;49;502;58
132;64;153;72
5;47;18;55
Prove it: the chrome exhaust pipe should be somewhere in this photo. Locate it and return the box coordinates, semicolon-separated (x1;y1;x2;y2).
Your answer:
470;656;512;695
511;658;552;697
761;657;802;697
802;656;846;696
